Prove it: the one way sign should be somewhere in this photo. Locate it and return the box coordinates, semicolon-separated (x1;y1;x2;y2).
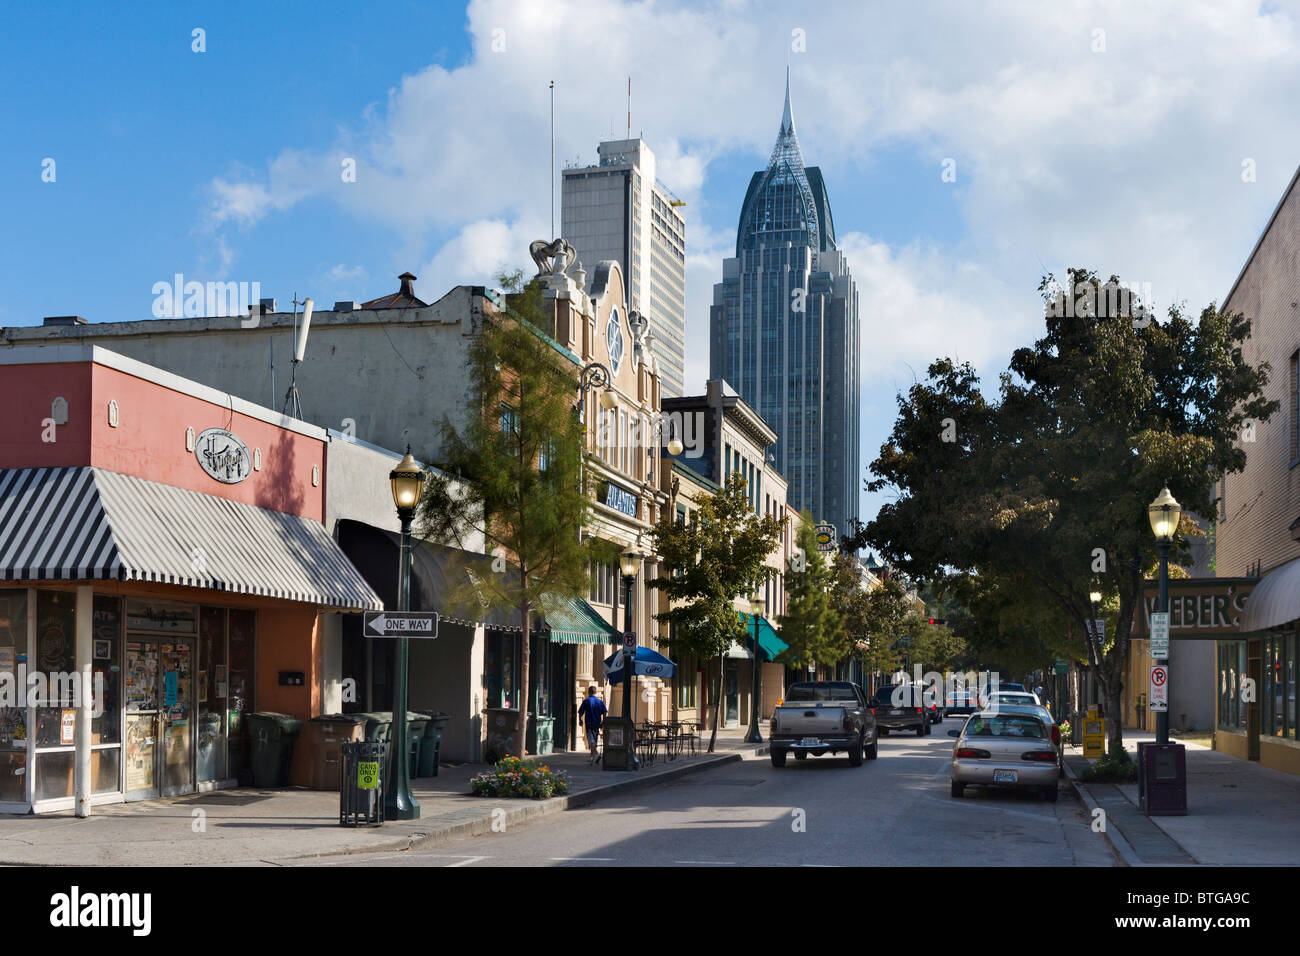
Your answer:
364;611;439;639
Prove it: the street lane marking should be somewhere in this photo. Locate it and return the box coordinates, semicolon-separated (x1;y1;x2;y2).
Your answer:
674;860;736;865
447;856;488;867
550;857;614;862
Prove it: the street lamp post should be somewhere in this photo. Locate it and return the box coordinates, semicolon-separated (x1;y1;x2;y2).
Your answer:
1148;486;1181;746
746;590;766;743
619;547;643;767
385;447;426;820
1087;586;1102;728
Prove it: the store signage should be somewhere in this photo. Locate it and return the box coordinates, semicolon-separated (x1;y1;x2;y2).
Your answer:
125;602;196;633
602;481;638;518
1132;580;1255;638
195;427;252;484
1149;611;1170;660
815;524;836;552
364;611;439;638
1149;664;1169;712
60;708;75;745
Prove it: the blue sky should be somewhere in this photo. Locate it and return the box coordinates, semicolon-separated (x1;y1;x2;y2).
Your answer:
5;0;1300;531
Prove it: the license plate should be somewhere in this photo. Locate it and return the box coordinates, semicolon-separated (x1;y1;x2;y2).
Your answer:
993;769;1018;783
890;708;902;715
799;737;821;747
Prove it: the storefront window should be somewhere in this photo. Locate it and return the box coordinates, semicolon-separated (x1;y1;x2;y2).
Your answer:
1218;641;1247;732
1288;635;1297;741
34;590;76;801
0;589;29;804
92;596;122;794
675;651;698;708
485;630;517;708
227;609;255;783
198;607;227;783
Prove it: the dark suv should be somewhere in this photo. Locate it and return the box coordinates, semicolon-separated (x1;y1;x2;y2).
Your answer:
871;683;931;737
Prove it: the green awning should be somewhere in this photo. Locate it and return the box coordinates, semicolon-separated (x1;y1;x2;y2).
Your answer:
736;611;789;662
540;594;619;645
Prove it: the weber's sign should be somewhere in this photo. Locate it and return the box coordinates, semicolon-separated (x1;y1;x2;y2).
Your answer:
364;612;438;638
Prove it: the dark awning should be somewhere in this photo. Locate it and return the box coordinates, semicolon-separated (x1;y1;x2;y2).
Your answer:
336;519;524;629
1240;557;1300;633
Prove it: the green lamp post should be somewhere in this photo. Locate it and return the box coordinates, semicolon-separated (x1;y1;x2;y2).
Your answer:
1148;485;1181;746
746;589;766;743
385;447;425;820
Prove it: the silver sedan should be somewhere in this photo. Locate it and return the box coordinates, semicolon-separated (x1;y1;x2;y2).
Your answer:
948;711;1059;802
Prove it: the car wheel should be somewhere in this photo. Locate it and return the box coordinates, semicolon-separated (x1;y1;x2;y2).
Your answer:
771;749;787;768
795;751;808;761
1044;786;1059;803
950;781;964;798
915;722;925;737
866;736;878;760
879;727;889;737
848;736;864;767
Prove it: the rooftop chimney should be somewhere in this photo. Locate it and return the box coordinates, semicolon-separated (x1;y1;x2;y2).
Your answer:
398;272;417;297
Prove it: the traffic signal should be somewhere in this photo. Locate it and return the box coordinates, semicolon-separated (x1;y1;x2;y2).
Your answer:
928;618;948;626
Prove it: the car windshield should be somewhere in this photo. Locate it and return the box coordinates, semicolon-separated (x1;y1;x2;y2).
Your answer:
991;693;1036;705
785;683;858;702
963;715;1046;738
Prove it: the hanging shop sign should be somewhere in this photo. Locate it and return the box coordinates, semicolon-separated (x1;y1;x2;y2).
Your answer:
815;524;836;553
195;427;252;484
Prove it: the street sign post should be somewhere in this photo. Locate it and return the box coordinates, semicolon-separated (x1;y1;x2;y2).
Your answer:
1054;659;1068;675
1149;611;1170;660
1149;664;1169;712
364;611;439;639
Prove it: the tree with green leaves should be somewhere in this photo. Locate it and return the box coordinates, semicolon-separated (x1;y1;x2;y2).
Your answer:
650;474;783;752
856;267;1278;751
417;272;600;757
828;551;872;671
777;514;840;670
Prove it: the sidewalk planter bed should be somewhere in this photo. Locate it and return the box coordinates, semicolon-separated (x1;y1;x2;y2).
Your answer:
470;756;569;799
1080;749;1138;783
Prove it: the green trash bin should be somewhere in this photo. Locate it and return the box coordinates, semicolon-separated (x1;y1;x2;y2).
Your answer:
405;713;428;778
246;712;304;787
418;713;450;777
360;712;393;744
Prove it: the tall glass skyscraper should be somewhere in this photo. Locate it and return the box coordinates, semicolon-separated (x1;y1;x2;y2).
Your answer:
709;71;860;545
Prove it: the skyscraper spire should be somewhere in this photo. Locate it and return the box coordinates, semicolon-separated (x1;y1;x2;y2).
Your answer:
768;68;806;173
781;65;794;137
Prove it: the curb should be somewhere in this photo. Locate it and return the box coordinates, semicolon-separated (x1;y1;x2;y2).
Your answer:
283;750;746;861
1062;756;1144;868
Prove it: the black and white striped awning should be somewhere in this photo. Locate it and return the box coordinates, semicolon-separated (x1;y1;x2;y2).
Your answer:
0;467;383;611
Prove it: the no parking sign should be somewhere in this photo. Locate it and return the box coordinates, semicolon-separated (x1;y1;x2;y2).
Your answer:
1149;664;1168;713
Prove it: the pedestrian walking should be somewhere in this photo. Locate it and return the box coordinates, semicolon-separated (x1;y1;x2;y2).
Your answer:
577;685;607;764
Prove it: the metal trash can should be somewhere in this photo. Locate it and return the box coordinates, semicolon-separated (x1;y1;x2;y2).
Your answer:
601;716;636;771
340;740;386;827
527;714;555;756
418;713;450;777
301;714;368;790
246;712;304;788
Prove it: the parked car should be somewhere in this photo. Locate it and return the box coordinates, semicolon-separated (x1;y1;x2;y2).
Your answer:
986;691;1042;709
871;683;930;737
986;702;1063;776
770;681;877;767
945;688;980;717
948;710;1059;801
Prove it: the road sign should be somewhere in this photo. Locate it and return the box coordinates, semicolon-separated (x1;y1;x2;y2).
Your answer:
1054;659;1068;675
1149;611;1170;660
623;631;636;648
364;611;439;638
1150;664;1169;712
1087;619;1106;641
814;523;836;552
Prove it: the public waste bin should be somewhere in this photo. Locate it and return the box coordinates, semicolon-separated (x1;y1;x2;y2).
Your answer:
417;713;450;777
360;712;393;744
601;716;636;771
247;712;304;787
483;708;522;763
339;739;386;827
299;714;368;790
404;713;429;778
527;714;554;756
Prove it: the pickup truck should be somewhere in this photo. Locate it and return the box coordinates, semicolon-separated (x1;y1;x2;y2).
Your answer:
769;681;877;767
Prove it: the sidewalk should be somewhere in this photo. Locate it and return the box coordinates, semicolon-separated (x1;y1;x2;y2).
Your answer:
0;728;768;866
1066;730;1300;866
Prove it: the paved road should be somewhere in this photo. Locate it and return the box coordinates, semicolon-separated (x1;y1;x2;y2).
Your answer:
292;720;1116;867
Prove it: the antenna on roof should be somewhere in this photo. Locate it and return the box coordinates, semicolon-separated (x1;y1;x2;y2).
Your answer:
283;293;313;419
627;76;631;140
550;80;555;241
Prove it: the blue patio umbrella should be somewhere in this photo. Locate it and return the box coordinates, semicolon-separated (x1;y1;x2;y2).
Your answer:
603;645;677;684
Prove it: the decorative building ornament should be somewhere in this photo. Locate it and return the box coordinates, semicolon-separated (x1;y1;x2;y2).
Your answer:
51;396;69;425
529;237;577;277
253;447;262;471
185;426;196;452
107;400;119;428
312;464;320;487
607;307;625;375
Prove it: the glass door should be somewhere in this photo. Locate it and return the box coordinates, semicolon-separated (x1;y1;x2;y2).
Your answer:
124;640;159;799
123;637;196;798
